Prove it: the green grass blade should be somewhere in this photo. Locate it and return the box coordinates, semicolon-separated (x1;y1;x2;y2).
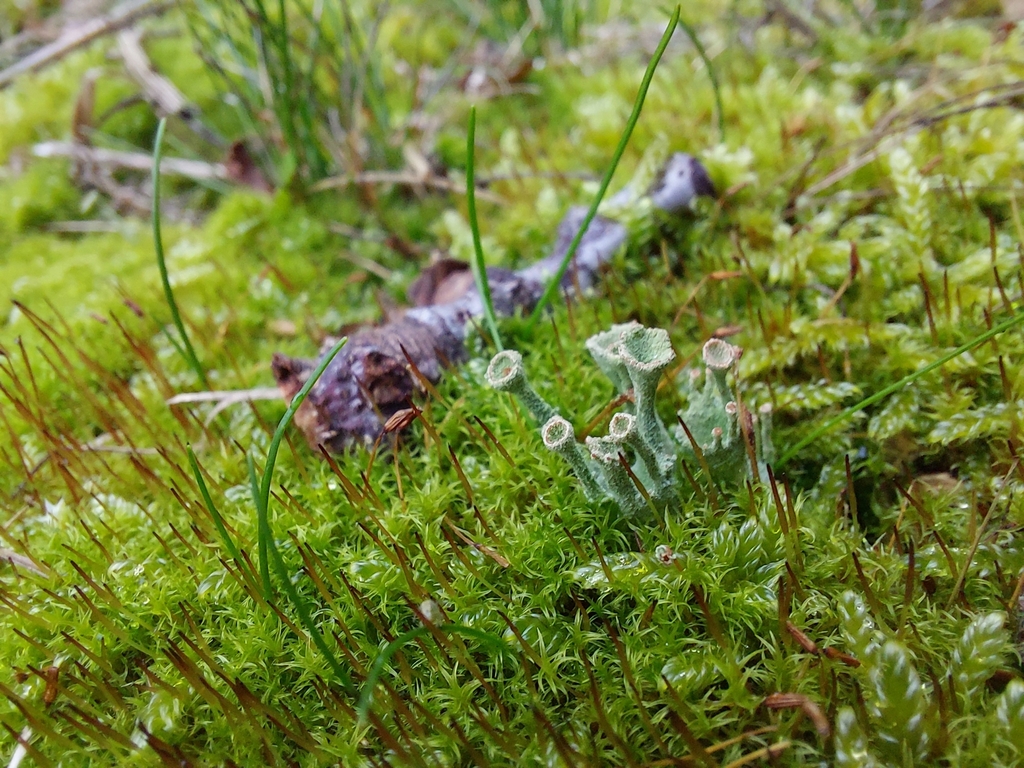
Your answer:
777;308;1024;466
152;117;208;388
356;623;511;724
255;335;346;597
161;327;186;361
526;6;681;329
258;336;348;520
187;446;245;568
249;453;271;597
675;15;725;144
465;107;503;351
248;442;355;692
240;342;353;696
263;509;355;696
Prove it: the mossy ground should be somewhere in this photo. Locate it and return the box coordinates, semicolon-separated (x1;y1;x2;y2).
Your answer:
2;2;1024;766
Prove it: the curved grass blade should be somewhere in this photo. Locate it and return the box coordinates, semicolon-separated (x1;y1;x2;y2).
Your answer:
356;623;511;724
258;336;348;523
255;336;347;596
777;308;1024;466
527;6;681;328
466;106;503;351
187;446;245;569
262;498;355;696
249;453;271;598
152;117;208;388
246;336;353;694
676;15;725;143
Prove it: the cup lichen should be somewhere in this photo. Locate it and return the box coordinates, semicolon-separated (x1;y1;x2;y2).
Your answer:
584;435;647;517
584;321;640;395
485;349;558;425
487;322;774;519
614;325;676;456
541;416;604;500
608;412;670;499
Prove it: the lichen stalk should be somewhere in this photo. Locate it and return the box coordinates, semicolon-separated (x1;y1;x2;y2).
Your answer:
615;326;676;455
585;436;646;517
608;412;671;496
486;350;558;425
542;417;604;500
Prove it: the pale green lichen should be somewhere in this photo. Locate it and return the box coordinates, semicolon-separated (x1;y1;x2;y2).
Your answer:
615;324;676;456
608;412;670;500
584;435;647;517
485;349;558;425
584;321;638;395
675;338;772;483
541;416;603;500
488;322;774;518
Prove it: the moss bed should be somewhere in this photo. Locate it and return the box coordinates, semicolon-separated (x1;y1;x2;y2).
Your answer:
3;2;1024;765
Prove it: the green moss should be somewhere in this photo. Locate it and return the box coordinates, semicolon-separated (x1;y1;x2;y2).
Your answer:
3;3;1024;766
0;159;81;242
0;48;104;163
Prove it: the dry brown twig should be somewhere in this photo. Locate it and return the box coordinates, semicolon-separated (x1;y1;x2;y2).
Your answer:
33;141;228;182
166;387;282;426
115;27;223;145
117;28;188;117
312;170;504;204
0;0;170;89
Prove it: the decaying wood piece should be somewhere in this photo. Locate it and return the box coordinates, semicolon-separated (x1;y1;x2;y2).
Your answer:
273;153;715;452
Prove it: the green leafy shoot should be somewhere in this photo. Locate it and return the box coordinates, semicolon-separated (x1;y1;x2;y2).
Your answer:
152;117;208;387
466;106;503;351
526;5;681;329
777;307;1024;465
